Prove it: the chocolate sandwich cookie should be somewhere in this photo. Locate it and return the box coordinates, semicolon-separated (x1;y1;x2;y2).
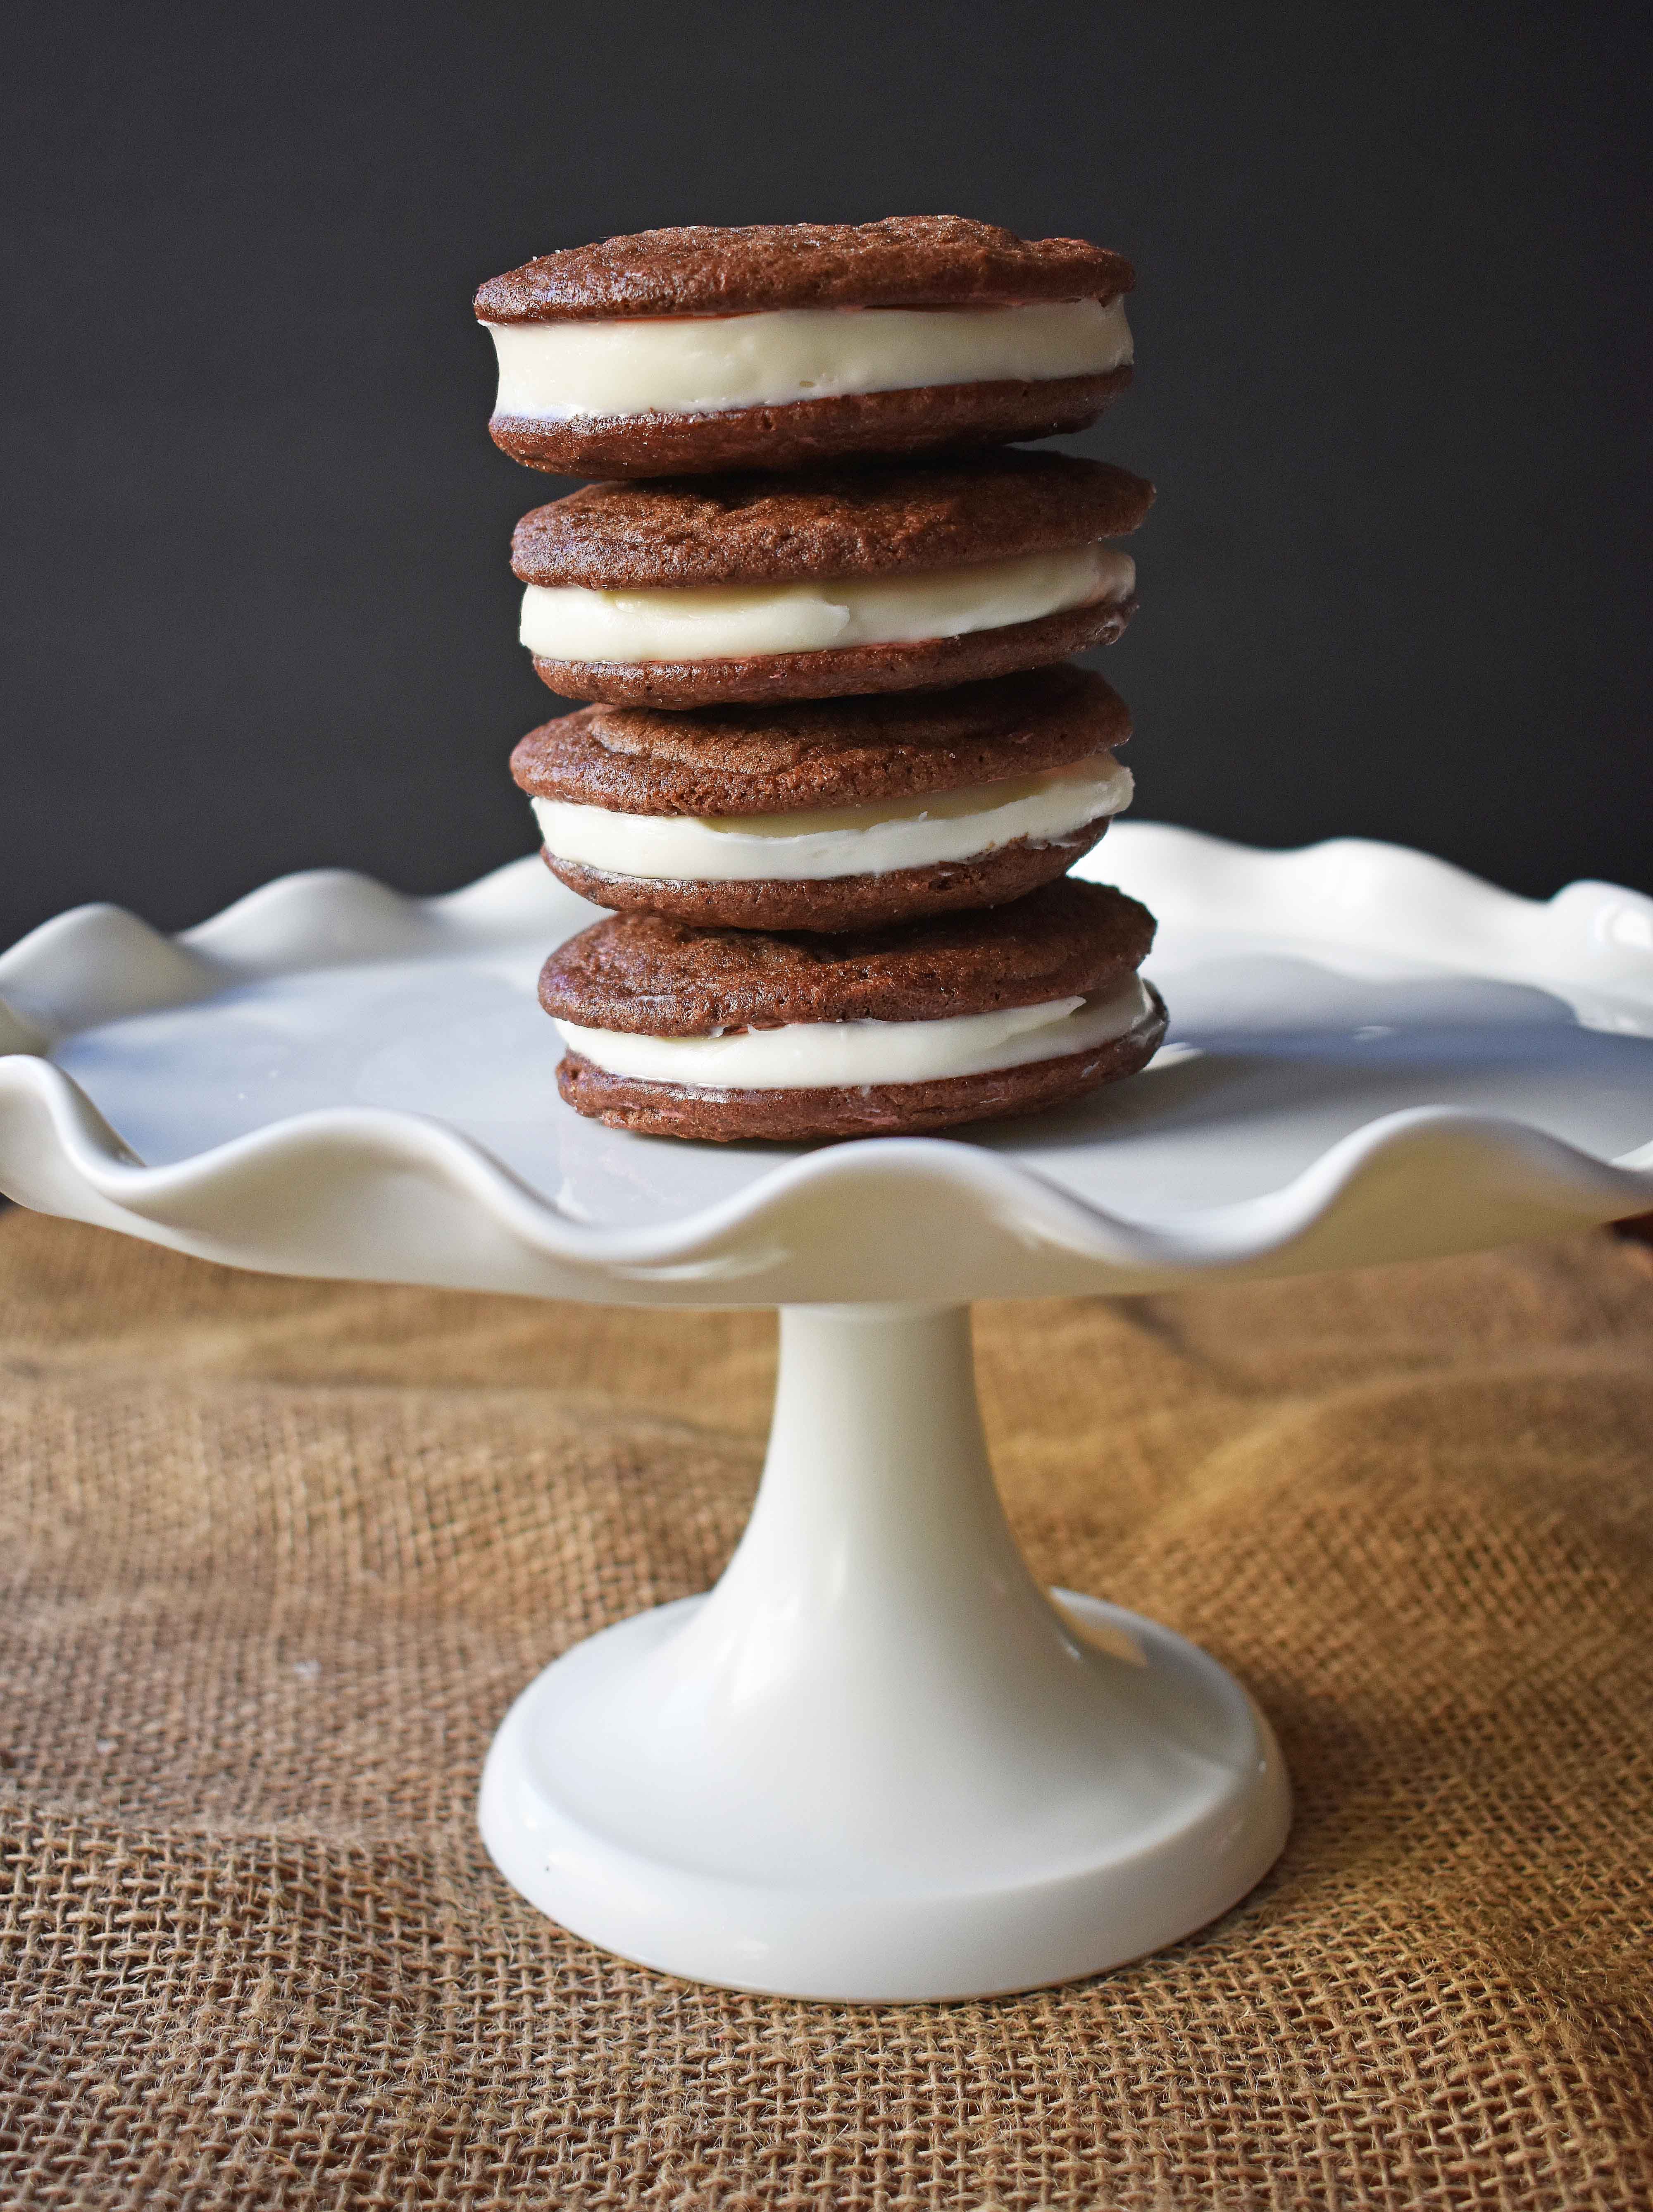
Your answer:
511;666;1135;931
513;451;1153;708
476;216;1135;478
539;878;1167;1142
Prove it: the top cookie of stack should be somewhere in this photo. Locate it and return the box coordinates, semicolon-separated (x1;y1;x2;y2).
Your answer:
474;217;1165;1141
477;213;1136;477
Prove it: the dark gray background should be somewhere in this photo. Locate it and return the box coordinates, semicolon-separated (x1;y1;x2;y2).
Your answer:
4;0;1648;946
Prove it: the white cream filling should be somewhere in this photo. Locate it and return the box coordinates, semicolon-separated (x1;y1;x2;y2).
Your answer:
531;754;1133;883
486;297;1132;421
556;975;1153;1092
520;543;1134;665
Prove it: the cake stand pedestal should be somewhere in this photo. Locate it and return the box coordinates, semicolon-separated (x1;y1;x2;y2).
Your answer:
481;1301;1283;1998
3;824;1650;1999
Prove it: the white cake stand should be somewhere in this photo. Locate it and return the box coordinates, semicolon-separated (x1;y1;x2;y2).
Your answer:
4;824;1651;2002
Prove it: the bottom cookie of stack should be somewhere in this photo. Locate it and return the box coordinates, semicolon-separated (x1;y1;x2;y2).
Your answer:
539;879;1167;1142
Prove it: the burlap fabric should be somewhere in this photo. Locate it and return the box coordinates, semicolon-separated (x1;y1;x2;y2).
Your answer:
2;1206;1650;2210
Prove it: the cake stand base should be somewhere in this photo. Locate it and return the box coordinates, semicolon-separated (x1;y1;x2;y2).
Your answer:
479;1303;1289;2001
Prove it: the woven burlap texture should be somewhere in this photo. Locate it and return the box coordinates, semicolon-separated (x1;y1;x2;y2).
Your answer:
0;1207;1649;2211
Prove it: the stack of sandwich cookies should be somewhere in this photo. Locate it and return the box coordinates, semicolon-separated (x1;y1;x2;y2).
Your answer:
474;216;1166;1142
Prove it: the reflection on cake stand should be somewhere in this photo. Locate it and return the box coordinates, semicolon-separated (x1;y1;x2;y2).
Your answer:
3;824;1651;2000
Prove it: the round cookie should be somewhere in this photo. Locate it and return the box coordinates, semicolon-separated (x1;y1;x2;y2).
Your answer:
539;830;1112;936
514;450;1151;587
511;666;1134;931
539;880;1167;1142
511;665;1131;814
555;1007;1166;1142
528;602;1136;711
541;879;1155;1031
476;216;1135;477
513;453;1152;707
478;216;1134;321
